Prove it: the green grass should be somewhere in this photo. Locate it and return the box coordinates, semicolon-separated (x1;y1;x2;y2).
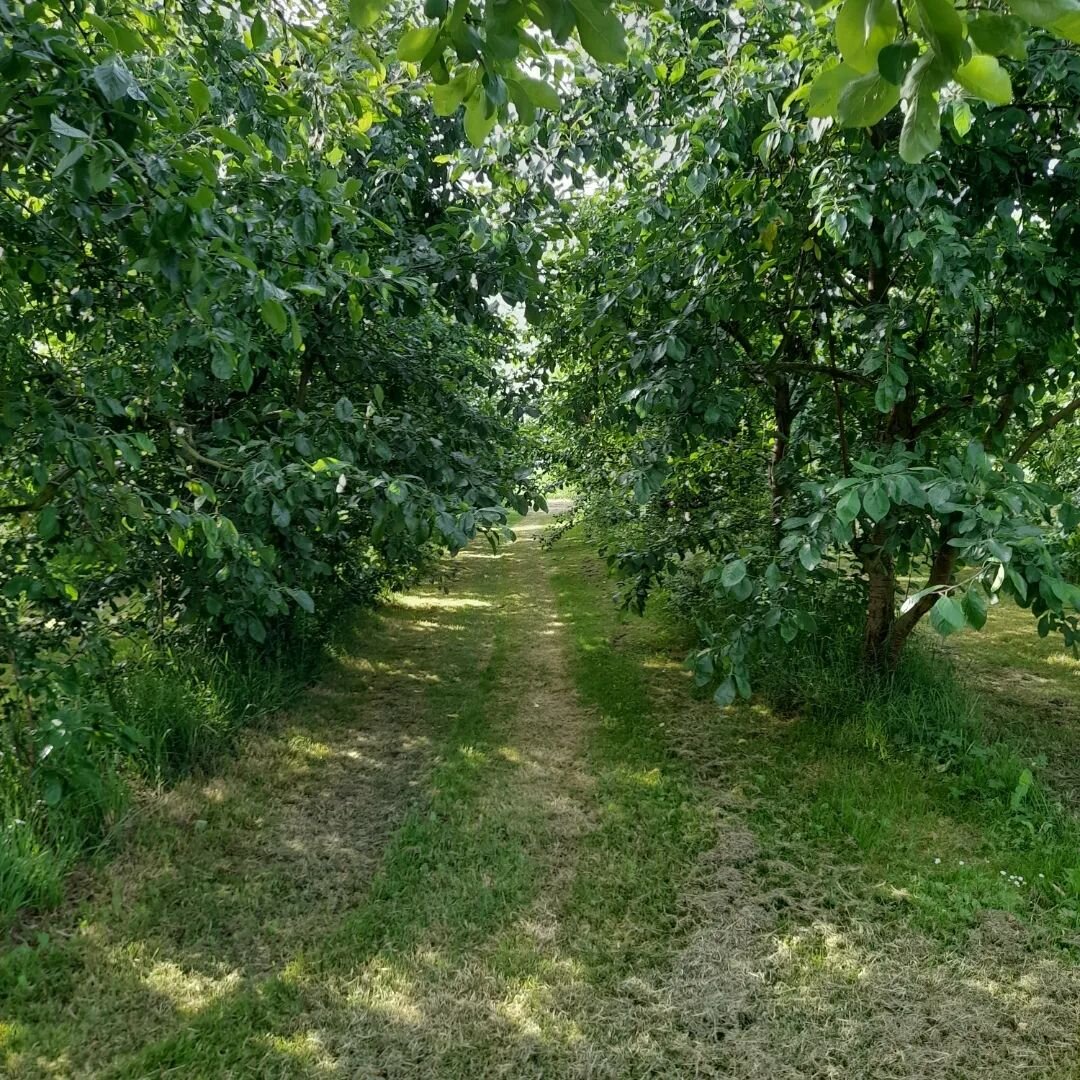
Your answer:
0;626;329;929
945;597;1080;794
5;514;1080;1077
650;570;1080;944
547;534;714;982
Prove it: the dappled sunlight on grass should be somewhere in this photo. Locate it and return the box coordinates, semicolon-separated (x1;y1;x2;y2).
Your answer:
615;765;663;789
286;734;334;760
6;511;1080;1078
410;619;466;633
139;960;241;1016
392;594;494;610
1045;652;1080;671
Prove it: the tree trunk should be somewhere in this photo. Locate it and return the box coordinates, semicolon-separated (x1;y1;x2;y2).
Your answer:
861;549;896;670
885;532;958;666
768;378;794;548
861;525;958;672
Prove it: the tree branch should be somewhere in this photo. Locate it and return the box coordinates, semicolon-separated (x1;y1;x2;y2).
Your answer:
769;362;874;387
0;468;74;517
1010;396;1080;463
171;428;242;473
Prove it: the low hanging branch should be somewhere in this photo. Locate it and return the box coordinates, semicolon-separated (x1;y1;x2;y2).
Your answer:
0;467;74;517
1010;397;1080;463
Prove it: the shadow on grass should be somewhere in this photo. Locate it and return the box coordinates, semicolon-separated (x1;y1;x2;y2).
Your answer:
6;516;1080;1079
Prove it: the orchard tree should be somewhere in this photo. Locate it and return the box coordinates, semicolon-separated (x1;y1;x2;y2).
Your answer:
367;0;1080;162
538;2;1080;701
0;0;546;786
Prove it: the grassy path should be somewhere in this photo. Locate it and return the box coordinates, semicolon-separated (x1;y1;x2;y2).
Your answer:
4;510;1080;1077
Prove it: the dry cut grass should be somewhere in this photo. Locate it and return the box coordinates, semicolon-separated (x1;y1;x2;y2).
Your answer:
3;512;1080;1078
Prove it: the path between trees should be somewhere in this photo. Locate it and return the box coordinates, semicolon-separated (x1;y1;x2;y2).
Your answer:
3;509;1079;1078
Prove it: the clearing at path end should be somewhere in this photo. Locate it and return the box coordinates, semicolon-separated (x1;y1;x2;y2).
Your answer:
3;510;1079;1078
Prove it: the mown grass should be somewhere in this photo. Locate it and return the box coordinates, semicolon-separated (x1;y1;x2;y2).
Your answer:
0;514;729;1077
0;626;328;930
654;572;1080;946
4;514;1080;1077
546;537;714;983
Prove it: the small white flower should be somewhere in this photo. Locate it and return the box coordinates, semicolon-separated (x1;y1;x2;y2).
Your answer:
959;861;965;866
934;858;941;864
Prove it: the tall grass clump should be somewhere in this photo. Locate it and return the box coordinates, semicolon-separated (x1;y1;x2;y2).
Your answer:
0;605;338;928
661;559;1070;836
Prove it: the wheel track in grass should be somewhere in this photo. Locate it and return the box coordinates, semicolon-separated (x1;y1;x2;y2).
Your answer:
4;508;1080;1078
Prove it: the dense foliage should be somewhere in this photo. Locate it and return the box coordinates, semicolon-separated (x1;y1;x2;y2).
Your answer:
2;0;1078;920
0;0;550;909
539;1;1080;702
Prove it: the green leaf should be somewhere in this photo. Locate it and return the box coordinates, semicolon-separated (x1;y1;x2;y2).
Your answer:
569;0;628;64
686;169;709;197
807;63;861;117
1010;0;1080;42
799;543;821;571
837;72;901;127
517;75;561;111
900;87;941;162
1009;768;1034;810
53;143;86;177
93;60;143;103
397;24;440;62
189;77;212;114
952;99;972;135
929;594;967;635
464;89;497;146
665;335;687;361
260;298;288;333
349;0;388;29
713;677;737;707
878;41;921;84
507;79;537;123
721;558;748;588
286;587;316;614
955;55;1013;104
210;351;234;380
836;488;862;525
38;506;59;540
209;127;253;158
1049;10;1080;41
250;12;268;47
836;0;899;73
966;14;1028;58
862;479;890;522
50;115;90;140
962;585;988;630
433;71;472;116
914;0;965;69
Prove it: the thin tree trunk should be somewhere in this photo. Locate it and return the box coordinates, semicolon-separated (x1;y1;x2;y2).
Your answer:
861;548;896;669
768;378;794;548
886;530;958;665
